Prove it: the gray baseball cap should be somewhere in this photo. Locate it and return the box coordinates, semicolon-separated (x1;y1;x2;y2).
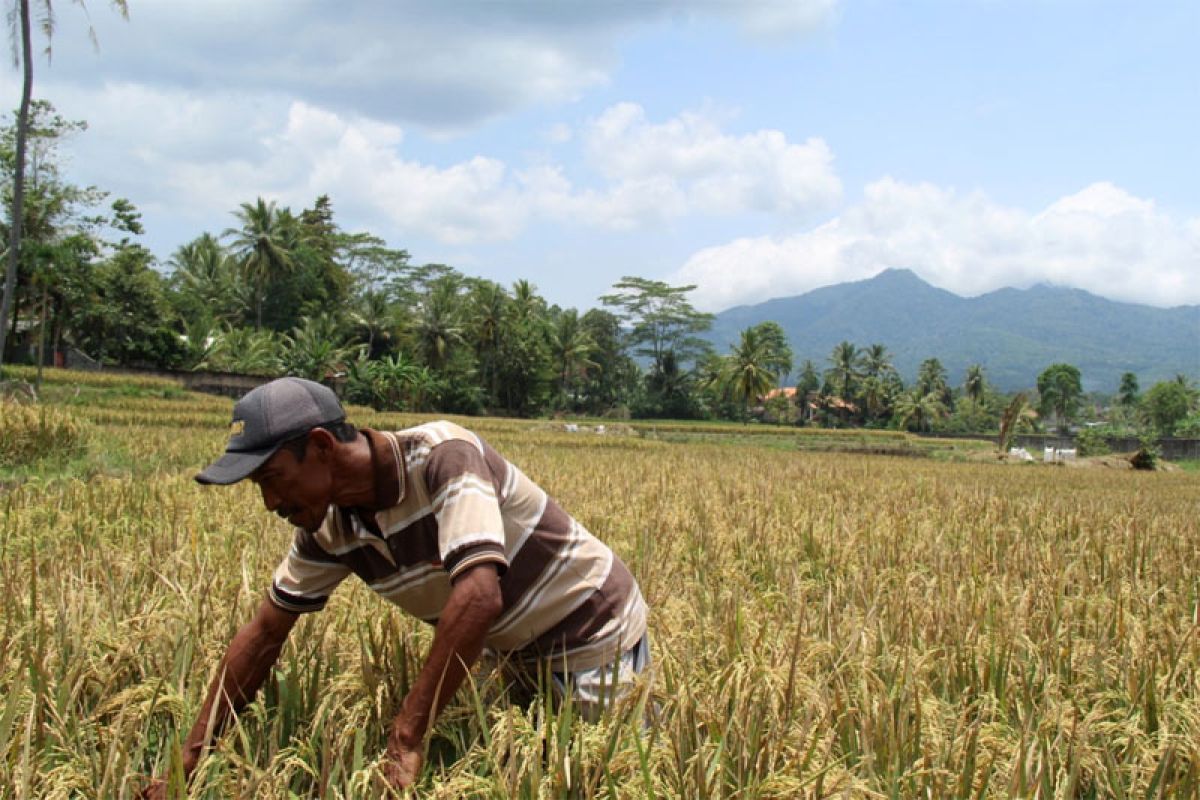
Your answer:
196;377;346;485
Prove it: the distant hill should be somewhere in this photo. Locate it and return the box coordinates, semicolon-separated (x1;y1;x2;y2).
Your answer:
706;269;1200;392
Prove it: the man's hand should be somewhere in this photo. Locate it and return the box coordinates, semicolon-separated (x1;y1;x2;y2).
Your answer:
382;563;502;790
137;778;168;800
382;732;424;790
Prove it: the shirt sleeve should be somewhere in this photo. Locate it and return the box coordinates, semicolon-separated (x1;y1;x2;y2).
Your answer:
425;438;509;582
268;525;352;614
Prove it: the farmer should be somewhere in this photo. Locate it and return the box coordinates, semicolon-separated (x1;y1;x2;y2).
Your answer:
144;377;649;794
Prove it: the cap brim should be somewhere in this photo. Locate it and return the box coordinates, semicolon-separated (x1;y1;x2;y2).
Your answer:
195;445;279;485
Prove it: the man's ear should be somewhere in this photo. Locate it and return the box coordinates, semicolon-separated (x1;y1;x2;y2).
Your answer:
307;427;337;461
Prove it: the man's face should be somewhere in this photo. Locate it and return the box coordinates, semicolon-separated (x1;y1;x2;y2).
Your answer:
250;441;334;533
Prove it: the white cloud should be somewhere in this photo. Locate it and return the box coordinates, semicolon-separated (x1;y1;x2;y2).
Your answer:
27;82;843;247
675;179;1200;310
731;0;840;41
567;102;841;226
43;0;839;131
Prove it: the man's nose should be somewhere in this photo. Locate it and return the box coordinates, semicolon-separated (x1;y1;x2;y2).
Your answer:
260;483;281;512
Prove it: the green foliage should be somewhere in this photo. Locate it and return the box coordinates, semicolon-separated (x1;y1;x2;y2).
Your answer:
963;363;986;403
1144;379;1193;436
1175;415;1200;437
825;341;860;401
1118;371;1140;406
795;360;820;396
197;327;283;376
1075;427;1112;457
715;324;789;412
916;357;951;406
894;390;947;432
280;314;354;382
939;396;999;434
1037;362;1083;433
600;276;713;373
69;245;186;368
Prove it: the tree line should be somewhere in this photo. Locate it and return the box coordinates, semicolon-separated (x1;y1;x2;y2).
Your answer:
1;101;1197;437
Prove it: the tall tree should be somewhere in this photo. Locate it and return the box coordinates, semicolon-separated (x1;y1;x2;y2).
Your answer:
224;198;295;329
1144;380;1192;436
860;343;894;380
825;341;860;401
466;280;509;409
600;276;713;374
964;364;986;404
1036;362;1083;433
579;307;636;414
414;275;465;371
916;357;951;405
745;321;792;383
547;308;597;409
720;324;781;412
1118;372;1140;407
1;0;127;369
895;390;947;432
168;233;243;324
1;101;105;361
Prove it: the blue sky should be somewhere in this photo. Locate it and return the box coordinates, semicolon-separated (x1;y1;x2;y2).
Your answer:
3;0;1196;312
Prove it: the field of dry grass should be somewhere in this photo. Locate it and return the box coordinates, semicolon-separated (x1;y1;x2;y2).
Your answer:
2;368;1198;798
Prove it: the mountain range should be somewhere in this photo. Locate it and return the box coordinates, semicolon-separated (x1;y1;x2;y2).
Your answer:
706;269;1199;392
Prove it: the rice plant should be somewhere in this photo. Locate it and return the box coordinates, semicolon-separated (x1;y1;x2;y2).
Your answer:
0;371;1197;797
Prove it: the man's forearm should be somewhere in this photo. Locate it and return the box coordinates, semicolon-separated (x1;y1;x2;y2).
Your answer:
390;565;502;748
181;600;294;773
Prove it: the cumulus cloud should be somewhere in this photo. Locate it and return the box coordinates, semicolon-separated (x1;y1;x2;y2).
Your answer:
24;83;844;247
44;0;839;130
580;102;841;220
675;179;1200;310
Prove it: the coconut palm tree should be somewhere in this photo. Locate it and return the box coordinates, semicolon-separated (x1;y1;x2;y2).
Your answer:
721;325;779;413
414;278;465;371
964;364;986;404
859;375;890;422
894;390;947;432
825;341;860;400
224;198;296;329
468;281;509;407
916;357;951;405
548;309;598;408
349;289;400;358
169;233;244;323
824;341;861;423
860;343;894;380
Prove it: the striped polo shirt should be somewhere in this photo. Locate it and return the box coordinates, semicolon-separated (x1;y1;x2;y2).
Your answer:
269;421;648;672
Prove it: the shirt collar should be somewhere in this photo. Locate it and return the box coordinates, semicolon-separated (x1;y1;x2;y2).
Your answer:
359;427;404;510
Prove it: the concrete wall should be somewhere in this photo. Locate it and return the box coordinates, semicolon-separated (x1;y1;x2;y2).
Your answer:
1011;433;1200;461
915;431;1200;460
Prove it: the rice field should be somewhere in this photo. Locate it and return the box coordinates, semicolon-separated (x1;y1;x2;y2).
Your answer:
2;368;1199;798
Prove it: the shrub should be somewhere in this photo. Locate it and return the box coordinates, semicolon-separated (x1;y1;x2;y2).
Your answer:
1129;434;1160;471
1075;427;1111;457
0;401;89;467
1174;414;1200;438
